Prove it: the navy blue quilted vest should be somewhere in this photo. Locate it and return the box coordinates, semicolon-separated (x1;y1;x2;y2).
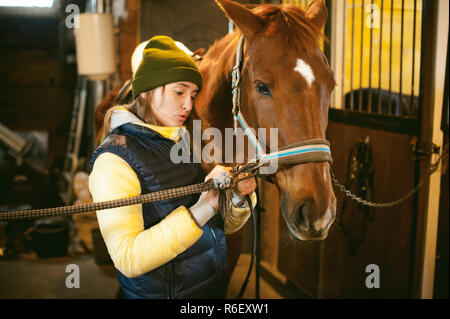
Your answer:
89;123;228;299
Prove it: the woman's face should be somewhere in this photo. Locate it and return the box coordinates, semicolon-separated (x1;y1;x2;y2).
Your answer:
151;81;199;127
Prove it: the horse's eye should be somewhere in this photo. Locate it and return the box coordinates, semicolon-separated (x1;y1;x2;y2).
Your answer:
254;80;271;97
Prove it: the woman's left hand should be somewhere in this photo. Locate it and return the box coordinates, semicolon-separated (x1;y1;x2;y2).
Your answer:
203;166;257;210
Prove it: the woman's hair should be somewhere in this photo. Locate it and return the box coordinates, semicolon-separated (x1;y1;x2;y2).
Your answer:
103;87;164;139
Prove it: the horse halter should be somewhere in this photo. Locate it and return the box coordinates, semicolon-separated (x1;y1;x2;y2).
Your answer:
231;36;333;170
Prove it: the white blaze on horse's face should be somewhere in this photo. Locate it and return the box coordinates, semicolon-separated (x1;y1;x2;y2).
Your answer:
294;59;315;87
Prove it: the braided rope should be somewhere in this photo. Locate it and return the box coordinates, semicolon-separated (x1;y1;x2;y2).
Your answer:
0;179;215;222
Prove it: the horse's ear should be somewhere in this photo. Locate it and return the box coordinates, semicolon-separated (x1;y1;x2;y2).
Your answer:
215;0;265;42
305;0;328;30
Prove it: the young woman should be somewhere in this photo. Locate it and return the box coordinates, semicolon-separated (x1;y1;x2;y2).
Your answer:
88;36;256;299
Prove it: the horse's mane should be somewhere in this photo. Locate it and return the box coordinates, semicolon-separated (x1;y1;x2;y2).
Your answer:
205;4;325;64
202;4;325;76
252;4;325;55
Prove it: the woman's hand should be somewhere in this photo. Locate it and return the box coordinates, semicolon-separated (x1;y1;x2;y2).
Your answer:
236;173;257;197
203;165;257;210
202;165;231;210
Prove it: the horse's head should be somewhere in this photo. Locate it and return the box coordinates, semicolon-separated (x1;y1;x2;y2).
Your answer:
216;0;336;241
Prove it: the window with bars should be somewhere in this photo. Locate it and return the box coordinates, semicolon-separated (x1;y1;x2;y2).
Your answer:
282;0;423;120
341;0;422;118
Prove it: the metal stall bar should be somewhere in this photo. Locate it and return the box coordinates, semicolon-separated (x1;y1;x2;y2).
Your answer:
399;0;405;116
368;0;375;113
350;0;356;110
378;0;385;114
388;0;394;115
358;0;365;112
340;0;348;109
410;0;418;113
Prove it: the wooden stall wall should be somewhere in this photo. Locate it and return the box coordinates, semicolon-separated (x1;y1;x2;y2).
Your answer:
259;124;419;298
323;124;418;298
433;38;449;299
139;0;261;52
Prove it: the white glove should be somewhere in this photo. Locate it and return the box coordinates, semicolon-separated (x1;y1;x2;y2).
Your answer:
188;165;232;227
188;194;217;228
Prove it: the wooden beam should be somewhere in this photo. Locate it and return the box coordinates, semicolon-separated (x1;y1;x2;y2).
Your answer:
417;0;448;299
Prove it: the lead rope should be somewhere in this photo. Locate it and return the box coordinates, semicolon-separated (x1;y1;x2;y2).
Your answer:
0;167;260;222
236;194;256;299
0;179;215;222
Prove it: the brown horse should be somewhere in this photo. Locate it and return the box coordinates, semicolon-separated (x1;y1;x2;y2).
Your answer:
196;0;337;244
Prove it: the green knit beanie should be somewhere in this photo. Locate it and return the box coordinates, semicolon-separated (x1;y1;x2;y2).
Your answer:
132;36;202;99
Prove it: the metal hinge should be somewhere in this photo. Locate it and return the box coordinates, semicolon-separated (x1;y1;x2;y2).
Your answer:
410;137;441;160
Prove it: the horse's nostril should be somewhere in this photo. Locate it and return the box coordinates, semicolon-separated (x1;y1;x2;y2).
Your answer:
292;200;333;239
294;204;309;229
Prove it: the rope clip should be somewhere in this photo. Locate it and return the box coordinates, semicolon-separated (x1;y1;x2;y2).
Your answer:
213;171;232;190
